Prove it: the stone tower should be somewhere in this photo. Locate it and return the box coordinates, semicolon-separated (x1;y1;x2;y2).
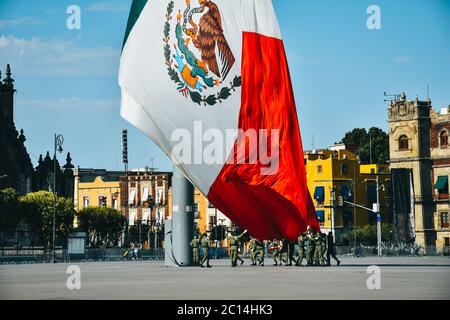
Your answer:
388;93;436;247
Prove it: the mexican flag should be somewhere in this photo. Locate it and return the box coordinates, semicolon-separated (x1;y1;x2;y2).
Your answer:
119;0;319;241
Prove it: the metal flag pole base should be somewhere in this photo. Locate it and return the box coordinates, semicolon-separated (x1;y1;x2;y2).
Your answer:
165;165;194;267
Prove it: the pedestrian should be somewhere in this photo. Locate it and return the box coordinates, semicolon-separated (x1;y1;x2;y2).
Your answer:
326;231;341;266
190;234;200;267
200;233;212;268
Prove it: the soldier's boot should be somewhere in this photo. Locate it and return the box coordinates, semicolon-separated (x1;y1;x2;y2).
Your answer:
240;258;244;266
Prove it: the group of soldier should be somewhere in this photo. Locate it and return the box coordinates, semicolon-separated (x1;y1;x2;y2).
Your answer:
190;226;341;268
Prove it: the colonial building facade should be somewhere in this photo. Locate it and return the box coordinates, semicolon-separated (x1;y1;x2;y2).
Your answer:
0;64;74;197
388;93;450;250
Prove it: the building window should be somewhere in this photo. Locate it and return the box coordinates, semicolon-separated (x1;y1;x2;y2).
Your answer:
317;165;323;174
99;196;107;207
441;212;449;229
112;195;118;210
314;186;325;206
342;164;349;175
398;135;409;151
440;130;448;148
209;215;217;231
435;176;449;199
83;196;89;208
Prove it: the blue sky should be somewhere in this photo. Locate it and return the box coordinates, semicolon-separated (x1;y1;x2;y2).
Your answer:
0;0;449;171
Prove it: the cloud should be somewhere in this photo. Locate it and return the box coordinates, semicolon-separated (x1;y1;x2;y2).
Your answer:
0;17;41;29
0;36;120;76
86;2;130;12
393;56;413;64
16;97;120;110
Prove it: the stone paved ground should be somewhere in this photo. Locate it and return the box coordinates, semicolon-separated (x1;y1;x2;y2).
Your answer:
1;257;449;300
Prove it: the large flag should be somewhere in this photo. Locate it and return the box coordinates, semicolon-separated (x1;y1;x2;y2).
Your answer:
119;0;319;241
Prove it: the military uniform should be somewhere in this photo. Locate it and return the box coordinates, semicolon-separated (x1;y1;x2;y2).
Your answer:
255;240;265;266
296;232;306;266
190;237;200;267
200;235;212;268
228;231;246;267
306;230;316;266
319;233;327;266
268;240;282;266
313;233;323;266
279;239;289;266
249;238;257;265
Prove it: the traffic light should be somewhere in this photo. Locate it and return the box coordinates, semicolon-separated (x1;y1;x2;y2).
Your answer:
121;129;128;164
338;196;344;207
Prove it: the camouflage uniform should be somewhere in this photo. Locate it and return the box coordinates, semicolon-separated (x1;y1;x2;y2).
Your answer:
228;231;246;267
314;233;323;266
319;232;327;266
306;230;316;266
255;240;265;266
249;238;257;265
200;235;212;268
296;232;306;266
269;240;282;266
279;239;289;266
190;237;200;267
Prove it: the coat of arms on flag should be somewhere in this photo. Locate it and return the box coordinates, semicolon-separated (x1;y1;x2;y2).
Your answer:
163;0;241;106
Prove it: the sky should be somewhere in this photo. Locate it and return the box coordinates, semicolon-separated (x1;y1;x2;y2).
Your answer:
0;0;449;172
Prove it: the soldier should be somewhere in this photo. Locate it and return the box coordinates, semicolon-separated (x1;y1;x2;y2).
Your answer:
319;232;327;266
306;227;316;266
190;234;200;267
255;239;265;266
268;239;282;266
296;231;307;266
287;241;296;266
248;237;257;266
228;229;247;267
314;232;323;266
326;231;341;266
200;233;212;268
279;239;289;266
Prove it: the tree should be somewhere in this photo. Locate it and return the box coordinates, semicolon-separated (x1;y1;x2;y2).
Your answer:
0;188;22;232
344;223;394;246
341;127;389;164
77;207;125;247
20;191;75;249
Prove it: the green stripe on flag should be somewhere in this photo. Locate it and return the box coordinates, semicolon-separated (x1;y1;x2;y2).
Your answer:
122;0;148;49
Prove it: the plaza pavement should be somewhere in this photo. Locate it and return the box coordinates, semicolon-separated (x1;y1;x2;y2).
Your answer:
0;257;449;300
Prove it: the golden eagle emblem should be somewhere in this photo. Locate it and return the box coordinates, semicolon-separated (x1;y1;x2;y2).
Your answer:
163;0;241;106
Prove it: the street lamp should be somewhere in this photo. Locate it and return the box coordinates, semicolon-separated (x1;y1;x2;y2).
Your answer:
0;174;7;179
52;134;64;263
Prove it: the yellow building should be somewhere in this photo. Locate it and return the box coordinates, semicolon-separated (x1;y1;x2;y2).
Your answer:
168;188;232;236
73;169;122;211
304;146;390;243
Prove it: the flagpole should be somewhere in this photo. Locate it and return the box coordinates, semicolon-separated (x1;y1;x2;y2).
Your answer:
166;165;194;267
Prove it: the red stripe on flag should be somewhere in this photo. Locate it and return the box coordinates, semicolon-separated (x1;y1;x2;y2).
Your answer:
207;32;319;242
